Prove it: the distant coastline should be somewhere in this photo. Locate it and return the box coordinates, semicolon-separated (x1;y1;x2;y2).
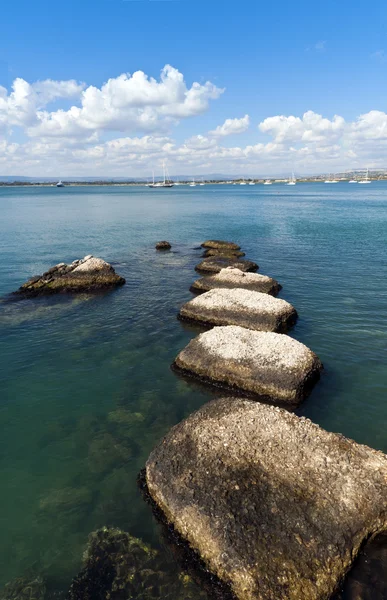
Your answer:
1;177;386;187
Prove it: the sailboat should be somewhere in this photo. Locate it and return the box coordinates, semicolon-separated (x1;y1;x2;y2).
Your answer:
148;162;174;188
358;168;371;184
249;180;255;185
189;178;197;187
324;174;338;183
56;180;65;187
199;178;205;186
263;179;272;185
348;177;357;183
240;177;247;185
286;172;296;186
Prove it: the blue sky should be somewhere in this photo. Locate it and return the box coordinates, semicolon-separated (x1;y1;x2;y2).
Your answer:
0;0;386;176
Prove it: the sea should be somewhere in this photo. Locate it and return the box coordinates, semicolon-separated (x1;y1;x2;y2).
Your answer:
0;183;386;597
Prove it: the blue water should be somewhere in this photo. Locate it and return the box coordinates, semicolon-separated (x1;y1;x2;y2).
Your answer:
0;183;386;594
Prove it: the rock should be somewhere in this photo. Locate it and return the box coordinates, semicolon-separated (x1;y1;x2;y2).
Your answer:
0;575;46;600
39;486;92;513
201;240;241;250
13;255;125;298
156;241;172;250
67;527;207;600
195;257;258;274
191;267;281;296
145;397;387;600
179;288;297;332
87;432;131;474
173;325;322;405
202;248;246;258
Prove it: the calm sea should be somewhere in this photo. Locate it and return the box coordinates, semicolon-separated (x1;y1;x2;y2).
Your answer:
0;183;386;596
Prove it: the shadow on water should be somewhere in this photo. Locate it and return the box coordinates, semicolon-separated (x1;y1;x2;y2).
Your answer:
334;533;387;600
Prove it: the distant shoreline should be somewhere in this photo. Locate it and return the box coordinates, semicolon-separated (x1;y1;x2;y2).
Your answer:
0;179;386;188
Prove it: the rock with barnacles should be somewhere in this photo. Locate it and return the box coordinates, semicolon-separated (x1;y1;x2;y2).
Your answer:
146;397;387;600
13;256;125;298
195;257;258;274
191;267;281;296
173;325;322;406
179;288;297;332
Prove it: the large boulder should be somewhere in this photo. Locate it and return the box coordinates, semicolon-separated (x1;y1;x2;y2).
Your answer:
13;256;125;298
146;398;387;600
179;288;297;332
173;325;322;406
201;240;241;250
191;267;281;296
195;257;258;274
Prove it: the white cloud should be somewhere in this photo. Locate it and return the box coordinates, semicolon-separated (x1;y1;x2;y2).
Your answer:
209;114;250;137
1;66;387;176
0;78;85;132
259;111;345;144
27;65;224;138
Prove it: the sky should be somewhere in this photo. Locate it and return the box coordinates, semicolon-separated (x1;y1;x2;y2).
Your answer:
0;0;387;177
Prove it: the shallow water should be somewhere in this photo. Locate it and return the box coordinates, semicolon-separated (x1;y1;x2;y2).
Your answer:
0;183;386;595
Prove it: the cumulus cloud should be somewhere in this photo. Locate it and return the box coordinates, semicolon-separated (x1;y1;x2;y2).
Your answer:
0;78;85;132
1;67;387;176
209;114;250;137
259;111;345;143
27;65;224;138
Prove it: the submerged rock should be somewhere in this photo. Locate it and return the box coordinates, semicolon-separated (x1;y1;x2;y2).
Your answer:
0;575;46;600
202;248;245;258
13;256;125;298
39;486;92;512
155;241;172;250
201;240;241;251
173;325;322;405
67;527;206;600
146;397;387;600
195;257;258;274
179;288;297;332
191;267;281;296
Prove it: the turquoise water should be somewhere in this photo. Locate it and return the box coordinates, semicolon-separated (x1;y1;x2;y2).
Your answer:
0;183;386;594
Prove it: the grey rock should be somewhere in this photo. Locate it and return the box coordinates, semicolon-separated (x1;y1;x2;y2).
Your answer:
201;240;241;250
13;257;125;299
179;288;297;332
146;397;387;600
173;325;322;405
156;241;172;250
191;267;281;296
195;257;258;274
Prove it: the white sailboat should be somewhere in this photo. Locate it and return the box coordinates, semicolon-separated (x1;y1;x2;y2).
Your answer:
263;179;272;185
199;178;205;186
249;181;255;185
189;178;197;187
324;174;338;183
286;172;296;186
148;162;174;188
358;168;371;184
240;177;247;185
56;180;65;187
